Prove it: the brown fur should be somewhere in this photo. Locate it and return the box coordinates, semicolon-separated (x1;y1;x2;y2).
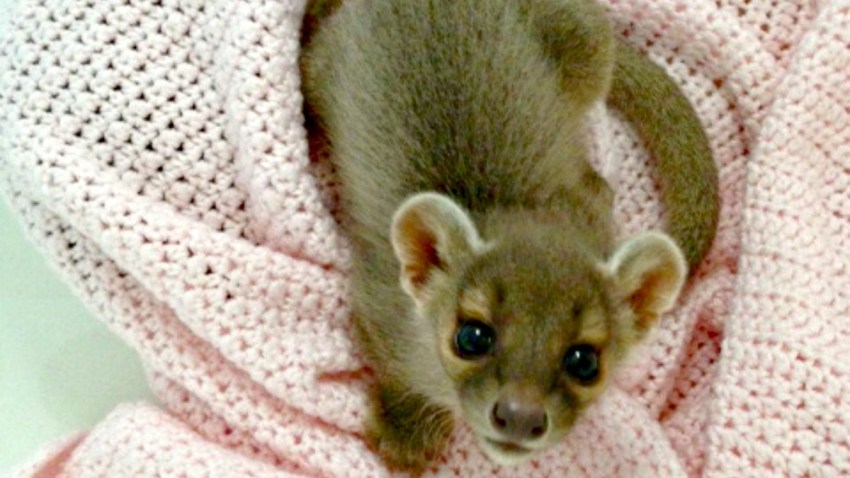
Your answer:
300;0;717;472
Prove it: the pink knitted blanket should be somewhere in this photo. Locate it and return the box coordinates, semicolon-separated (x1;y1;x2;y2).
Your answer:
2;0;848;476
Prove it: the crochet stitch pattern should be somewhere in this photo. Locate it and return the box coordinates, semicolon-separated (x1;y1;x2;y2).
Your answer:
1;0;848;476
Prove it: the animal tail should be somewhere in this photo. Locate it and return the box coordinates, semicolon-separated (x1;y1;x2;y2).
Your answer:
607;39;719;271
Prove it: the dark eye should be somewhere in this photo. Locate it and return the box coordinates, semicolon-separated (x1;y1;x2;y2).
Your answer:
455;320;496;359
563;344;600;384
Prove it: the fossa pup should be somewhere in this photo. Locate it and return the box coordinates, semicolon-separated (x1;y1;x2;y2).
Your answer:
301;0;718;472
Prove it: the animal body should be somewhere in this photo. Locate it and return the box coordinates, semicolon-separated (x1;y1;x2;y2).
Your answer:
300;0;718;472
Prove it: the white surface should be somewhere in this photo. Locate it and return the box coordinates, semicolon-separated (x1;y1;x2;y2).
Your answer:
0;7;156;459
0;197;156;473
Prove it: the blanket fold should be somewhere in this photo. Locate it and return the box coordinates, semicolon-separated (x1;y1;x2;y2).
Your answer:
1;0;848;476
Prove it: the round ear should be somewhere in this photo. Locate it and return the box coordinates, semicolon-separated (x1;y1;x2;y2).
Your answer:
605;231;687;332
391;192;485;303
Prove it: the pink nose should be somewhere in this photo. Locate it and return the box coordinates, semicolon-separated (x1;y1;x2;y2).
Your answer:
491;399;548;441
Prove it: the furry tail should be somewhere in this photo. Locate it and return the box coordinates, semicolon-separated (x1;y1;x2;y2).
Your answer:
607;39;719;271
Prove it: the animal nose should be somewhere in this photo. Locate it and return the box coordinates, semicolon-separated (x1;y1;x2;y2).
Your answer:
490;399;548;441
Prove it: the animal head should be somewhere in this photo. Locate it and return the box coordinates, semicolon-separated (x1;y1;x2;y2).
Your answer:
390;192;686;465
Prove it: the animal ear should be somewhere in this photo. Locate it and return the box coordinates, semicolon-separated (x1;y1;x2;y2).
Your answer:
605;232;687;332
391;192;485;303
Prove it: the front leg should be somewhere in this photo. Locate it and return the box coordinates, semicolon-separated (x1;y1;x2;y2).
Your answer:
366;381;454;474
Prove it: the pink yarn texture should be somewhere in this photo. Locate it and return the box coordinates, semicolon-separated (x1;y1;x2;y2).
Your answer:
1;0;848;476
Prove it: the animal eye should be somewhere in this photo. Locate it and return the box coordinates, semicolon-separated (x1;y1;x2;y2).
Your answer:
455;320;496;359
563;344;600;384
